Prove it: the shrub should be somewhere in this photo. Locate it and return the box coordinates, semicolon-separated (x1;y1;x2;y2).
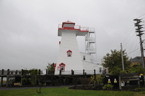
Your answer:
22;78;28;85
103;84;114;90
120;70;127;74
79;77;90;84
129;65;145;74
110;67;121;75
90;75;104;87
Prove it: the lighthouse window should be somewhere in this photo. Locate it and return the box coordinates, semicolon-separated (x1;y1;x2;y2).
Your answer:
83;56;85;60
64;24;74;27
61;66;64;71
67;50;72;57
59;63;65;71
68;52;71;57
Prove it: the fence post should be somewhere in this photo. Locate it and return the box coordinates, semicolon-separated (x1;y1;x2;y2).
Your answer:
39;69;40;75
119;75;121;90
35;70;37;86
15;70;17;75
83;69;85;75
59;70;61;76
94;69;96;79
46;69;47;75
71;69;74;75
6;69;10;87
1;69;4;87
99;67;102;73
138;74;140;86
21;69;23;86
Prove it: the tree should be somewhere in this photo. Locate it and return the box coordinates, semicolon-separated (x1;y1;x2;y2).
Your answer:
129;63;145;74
102;49;131;73
47;63;55;74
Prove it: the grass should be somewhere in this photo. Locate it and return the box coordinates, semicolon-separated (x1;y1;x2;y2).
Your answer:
0;87;145;96
0;81;6;84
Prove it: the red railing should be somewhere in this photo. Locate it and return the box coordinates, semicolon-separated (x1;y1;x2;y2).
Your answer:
58;24;89;32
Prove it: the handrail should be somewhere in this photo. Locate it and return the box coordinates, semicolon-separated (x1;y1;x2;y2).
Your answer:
58;24;89;32
80;27;89;31
58;24;62;28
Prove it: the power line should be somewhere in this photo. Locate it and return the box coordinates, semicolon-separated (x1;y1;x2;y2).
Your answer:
128;48;140;55
137;13;145;18
123;32;136;48
122;28;134;44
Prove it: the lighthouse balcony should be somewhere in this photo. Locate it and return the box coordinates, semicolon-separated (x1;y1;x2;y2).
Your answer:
86;48;96;54
85;38;95;42
58;24;89;36
88;28;95;33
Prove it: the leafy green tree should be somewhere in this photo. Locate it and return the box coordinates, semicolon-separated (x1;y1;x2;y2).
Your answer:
102;49;131;73
47;63;55;71
129;64;145;74
47;63;55;74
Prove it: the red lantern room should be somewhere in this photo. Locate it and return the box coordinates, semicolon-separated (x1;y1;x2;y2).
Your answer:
58;20;89;36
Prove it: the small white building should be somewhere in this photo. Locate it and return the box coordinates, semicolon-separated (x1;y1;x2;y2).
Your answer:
55;21;103;75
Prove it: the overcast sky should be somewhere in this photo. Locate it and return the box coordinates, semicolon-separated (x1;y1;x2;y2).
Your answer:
0;0;145;71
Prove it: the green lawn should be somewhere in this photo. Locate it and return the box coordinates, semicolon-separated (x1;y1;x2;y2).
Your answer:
0;87;145;96
0;81;6;83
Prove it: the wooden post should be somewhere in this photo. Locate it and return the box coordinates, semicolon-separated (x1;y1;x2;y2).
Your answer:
21;69;23;86
51;75;54;86
1;69;4;87
1;77;3;87
39;69;40;75
6;69;10;87
35;70;37;86
94;69;96;80
71;69;74;75
83;69;85;75
119;75;122;90
15;70;17;75
138;77;140;86
59;70;61;76
46;69;47;75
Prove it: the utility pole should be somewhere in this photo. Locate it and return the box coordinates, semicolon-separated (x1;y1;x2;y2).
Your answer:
134;19;144;68
121;43;124;70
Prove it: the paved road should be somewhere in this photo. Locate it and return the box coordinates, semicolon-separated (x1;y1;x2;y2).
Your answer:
0;85;75;90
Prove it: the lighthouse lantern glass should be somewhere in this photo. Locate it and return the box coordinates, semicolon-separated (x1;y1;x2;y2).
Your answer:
64;24;74;27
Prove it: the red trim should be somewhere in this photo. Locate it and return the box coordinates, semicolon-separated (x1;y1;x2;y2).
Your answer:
58;21;89;36
67;50;72;57
59;63;66;71
62;20;75;27
54;63;56;71
67;50;72;53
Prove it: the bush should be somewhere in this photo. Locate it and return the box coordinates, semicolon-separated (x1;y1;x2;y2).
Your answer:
90;75;104;88
103;84;114;90
79;77;90;84
22;78;28;85
110;67;121;75
129;65;145;74
120;70;127;74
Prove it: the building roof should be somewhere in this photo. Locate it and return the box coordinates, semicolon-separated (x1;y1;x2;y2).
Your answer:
130;56;145;62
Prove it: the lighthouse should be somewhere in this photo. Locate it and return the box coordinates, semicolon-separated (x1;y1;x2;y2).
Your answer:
55;21;102;75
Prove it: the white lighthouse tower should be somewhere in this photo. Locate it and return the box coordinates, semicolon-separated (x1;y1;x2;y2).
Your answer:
55;21;103;75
